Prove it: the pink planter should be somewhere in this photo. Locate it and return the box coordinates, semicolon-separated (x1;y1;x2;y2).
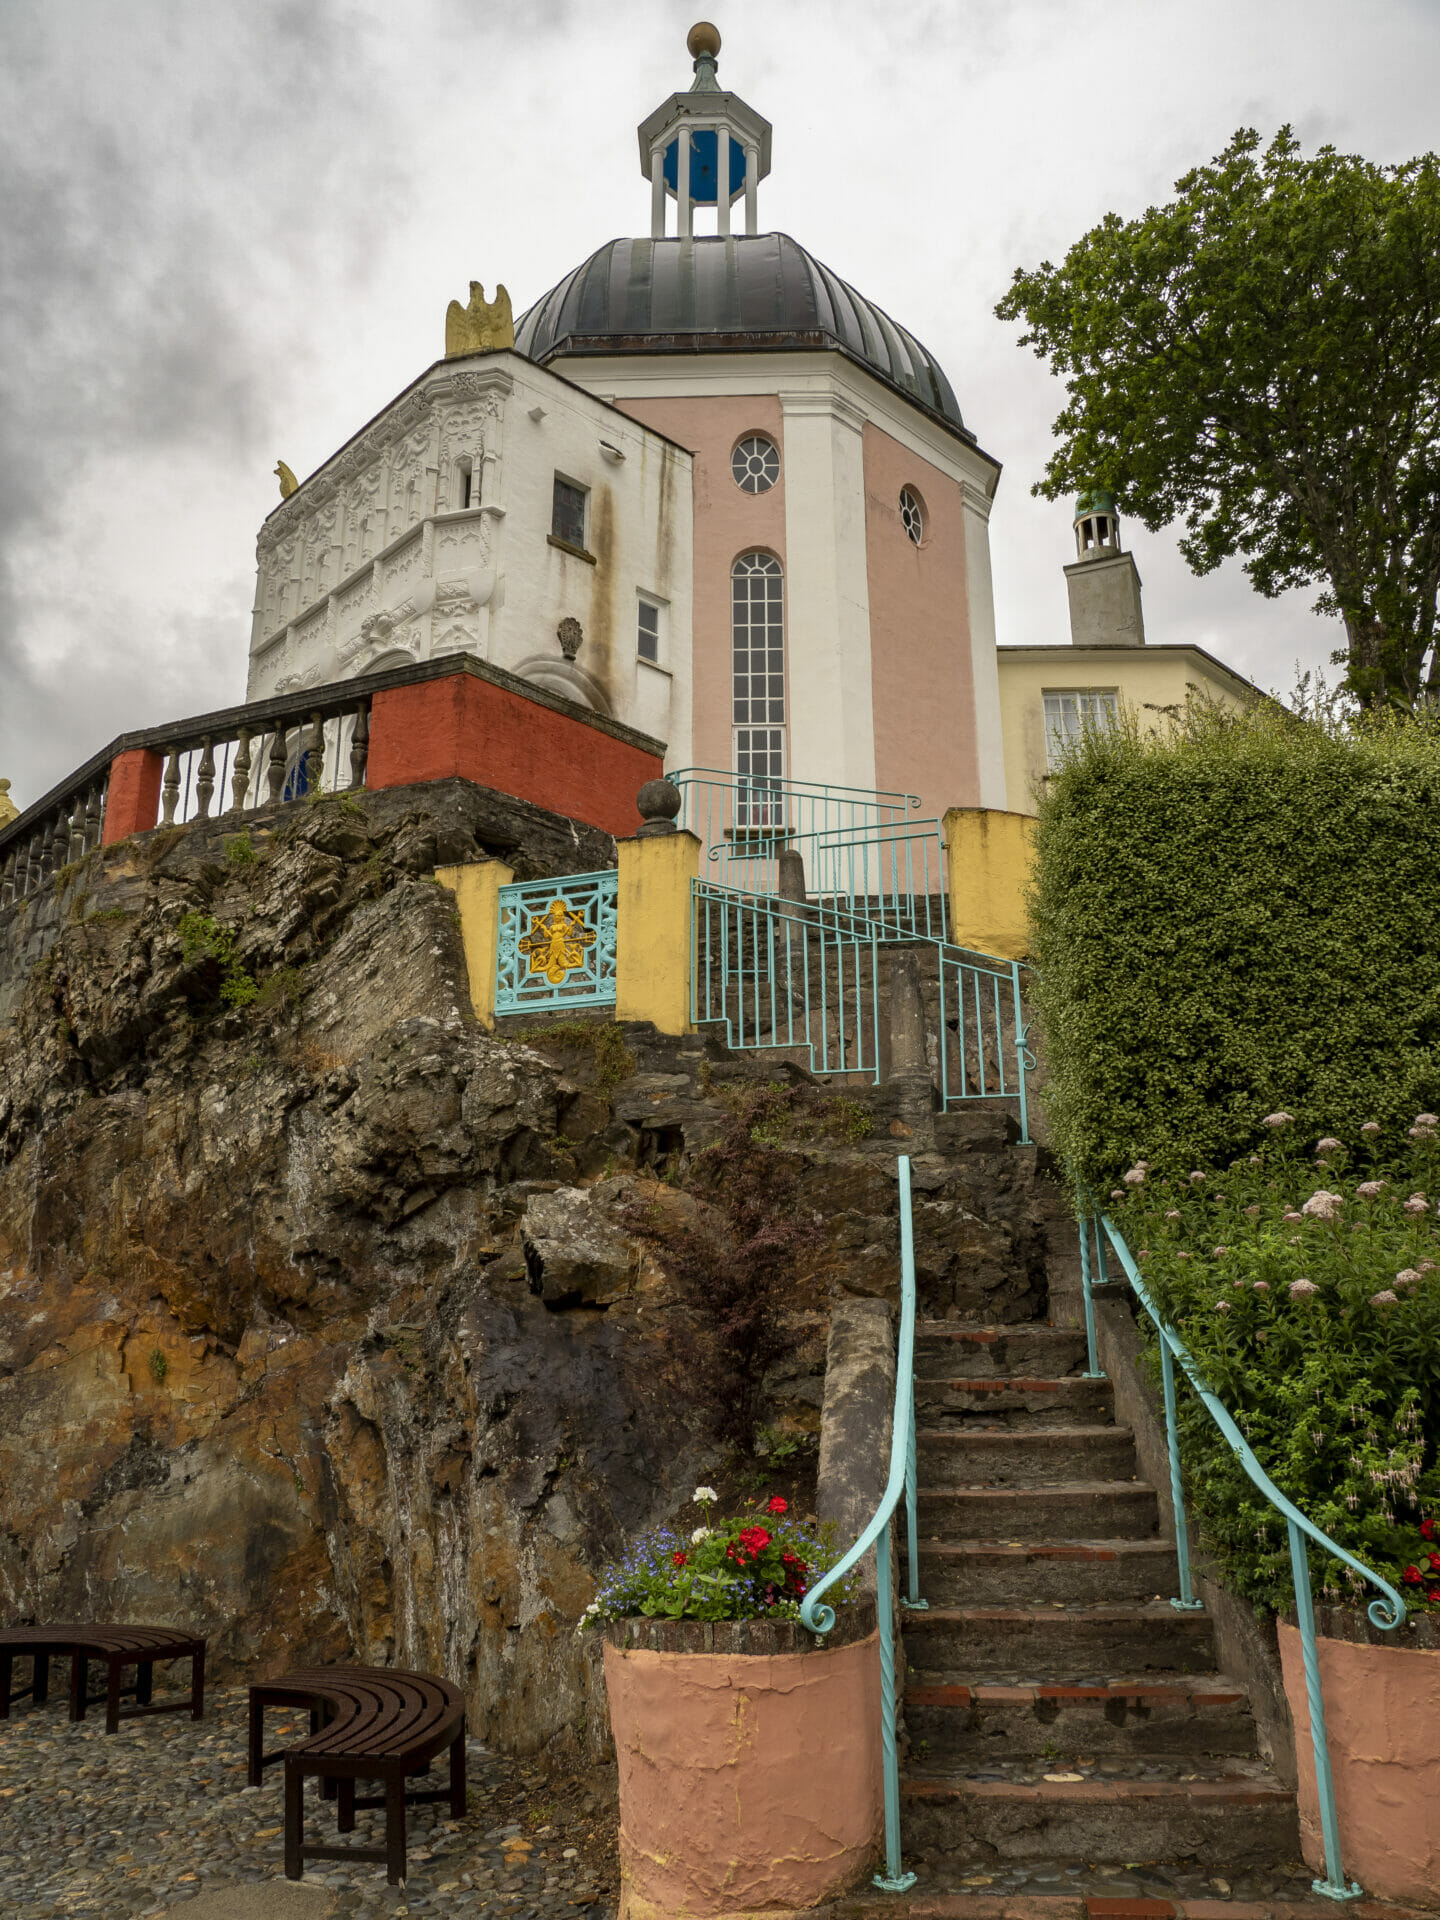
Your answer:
603;1608;882;1919
1278;1612;1440;1902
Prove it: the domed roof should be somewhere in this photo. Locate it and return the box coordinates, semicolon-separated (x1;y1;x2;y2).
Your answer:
514;234;970;439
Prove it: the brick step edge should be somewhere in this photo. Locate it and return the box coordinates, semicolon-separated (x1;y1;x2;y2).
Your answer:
906;1678;1247;1708
830;1897;1438;1920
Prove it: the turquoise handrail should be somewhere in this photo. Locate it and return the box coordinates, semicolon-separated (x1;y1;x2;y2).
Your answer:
1082;1206;1407;1903
802;1155;927;1893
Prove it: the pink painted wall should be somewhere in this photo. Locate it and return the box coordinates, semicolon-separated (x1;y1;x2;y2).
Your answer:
615;395;787;777
862;423;980;818
604;1631;882;1917
1279;1620;1440;1902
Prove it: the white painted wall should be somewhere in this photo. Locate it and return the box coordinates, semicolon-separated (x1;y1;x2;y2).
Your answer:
248;353;693;757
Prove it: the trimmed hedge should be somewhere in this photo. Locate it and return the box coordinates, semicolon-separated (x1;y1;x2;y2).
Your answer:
1031;702;1440;1191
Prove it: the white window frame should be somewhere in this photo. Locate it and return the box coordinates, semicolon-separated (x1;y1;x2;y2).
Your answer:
636;593;666;666
1043;688;1119;770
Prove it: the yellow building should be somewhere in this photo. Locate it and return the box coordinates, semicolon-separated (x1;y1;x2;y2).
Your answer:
996;494;1265;816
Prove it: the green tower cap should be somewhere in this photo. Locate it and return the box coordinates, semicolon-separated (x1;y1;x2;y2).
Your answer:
1074;489;1118;519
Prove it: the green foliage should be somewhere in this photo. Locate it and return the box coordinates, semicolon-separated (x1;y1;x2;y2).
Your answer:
177;910;259;1009
223;832;258;870
581;1488;852;1626
253;964;307;1015
754;1424;817;1465
86;907;127;924
148;1350;168;1384
1032;700;1440;1191
1107;1123;1440;1610
997;128;1440;707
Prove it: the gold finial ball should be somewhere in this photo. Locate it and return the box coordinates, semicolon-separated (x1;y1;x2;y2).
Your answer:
687;20;721;59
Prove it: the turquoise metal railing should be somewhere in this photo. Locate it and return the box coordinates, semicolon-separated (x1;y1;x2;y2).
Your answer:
691;880;883;1080
802;1155;926;1893
937;946;1032;1140
495;870;618;1015
1078;1205;1407;1903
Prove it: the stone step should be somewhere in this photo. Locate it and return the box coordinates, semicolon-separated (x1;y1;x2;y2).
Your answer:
899;1767;1299;1870
901;1602;1215;1675
918;1426;1138;1489
915;1378;1115;1427
905;1674;1259;1759
834;1890;1425;1919
916;1324;1093;1377
907;1539;1180;1606
918;1482;1159;1541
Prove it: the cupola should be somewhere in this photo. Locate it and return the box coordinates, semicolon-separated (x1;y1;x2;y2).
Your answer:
637;22;773;237
1065;490;1146;647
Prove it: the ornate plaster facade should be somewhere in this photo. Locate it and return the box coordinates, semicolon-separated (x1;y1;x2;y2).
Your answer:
247;355;694;765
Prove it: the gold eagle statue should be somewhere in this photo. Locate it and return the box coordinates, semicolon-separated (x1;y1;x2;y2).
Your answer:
446;282;514;358
275;460;299;499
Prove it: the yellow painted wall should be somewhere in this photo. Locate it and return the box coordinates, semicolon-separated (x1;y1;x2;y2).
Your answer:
615;832;700;1035
943;808;1035;961
435;860;513;1027
997;647;1259;817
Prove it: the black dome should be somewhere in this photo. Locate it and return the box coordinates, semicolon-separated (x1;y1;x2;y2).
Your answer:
514;234;969;439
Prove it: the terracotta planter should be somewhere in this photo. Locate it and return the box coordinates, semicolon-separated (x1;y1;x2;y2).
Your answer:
603;1603;882;1920
1278;1607;1440;1902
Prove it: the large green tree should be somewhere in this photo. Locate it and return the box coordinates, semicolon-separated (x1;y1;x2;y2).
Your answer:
997;129;1440;709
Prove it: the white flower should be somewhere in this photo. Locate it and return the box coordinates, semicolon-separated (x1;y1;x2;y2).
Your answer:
1315;1137;1342;1153
1403;1195;1429;1215
690;1526;711;1544
1253;1281;1270;1292
1370;1290;1399;1307
1123;1167;1146;1186
1355;1180;1386;1199
1300;1190;1343;1221
1289;1278;1319;1297
1165;1209;1182;1221
1263;1112;1294;1128
693;1486;718;1505
1215;1300;1231;1313
1416;1113;1439;1127
1360;1121;1381;1136
1395;1269;1422;1286
1189;1171;1207;1185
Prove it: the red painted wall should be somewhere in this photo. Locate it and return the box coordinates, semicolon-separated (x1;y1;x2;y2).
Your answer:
366;671;661;840
101;749;164;845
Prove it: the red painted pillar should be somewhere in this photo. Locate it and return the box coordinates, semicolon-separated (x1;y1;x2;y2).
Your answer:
101;749;164;845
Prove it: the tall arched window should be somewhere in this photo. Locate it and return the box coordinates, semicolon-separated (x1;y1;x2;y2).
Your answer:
731;551;785;818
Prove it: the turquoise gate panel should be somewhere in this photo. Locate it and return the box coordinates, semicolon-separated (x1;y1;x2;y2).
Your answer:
495;870;618;1015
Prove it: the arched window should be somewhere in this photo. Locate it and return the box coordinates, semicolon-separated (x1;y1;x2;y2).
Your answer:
732;552;785;815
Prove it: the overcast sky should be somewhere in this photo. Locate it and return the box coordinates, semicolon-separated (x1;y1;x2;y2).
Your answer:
1;0;1436;809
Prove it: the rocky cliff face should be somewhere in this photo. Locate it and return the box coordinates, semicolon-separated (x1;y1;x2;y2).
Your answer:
0;779;1063;1756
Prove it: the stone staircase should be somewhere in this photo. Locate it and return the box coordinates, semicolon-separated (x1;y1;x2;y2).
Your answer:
891;1319;1302;1892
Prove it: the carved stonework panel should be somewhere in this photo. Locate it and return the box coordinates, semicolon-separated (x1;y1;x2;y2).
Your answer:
386;529;424;589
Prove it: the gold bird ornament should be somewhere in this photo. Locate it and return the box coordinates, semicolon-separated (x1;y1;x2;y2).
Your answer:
445;282;514;358
275;460;299;499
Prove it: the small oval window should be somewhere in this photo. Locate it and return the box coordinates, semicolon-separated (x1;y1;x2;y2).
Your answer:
732;435;780;495
899;486;925;545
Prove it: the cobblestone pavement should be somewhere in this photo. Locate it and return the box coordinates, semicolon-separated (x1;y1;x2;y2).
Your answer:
0;1685;619;1918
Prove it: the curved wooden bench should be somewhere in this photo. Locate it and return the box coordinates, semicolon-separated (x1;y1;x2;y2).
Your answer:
248;1664;466;1885
0;1624;205;1734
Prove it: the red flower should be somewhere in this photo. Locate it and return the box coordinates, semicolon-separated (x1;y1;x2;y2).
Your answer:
1422;1518;1437;1541
1403;1565;1424;1585
767;1496;788;1515
737;1525;772;1556
672;1550;688;1567
1429;1552;1440;1571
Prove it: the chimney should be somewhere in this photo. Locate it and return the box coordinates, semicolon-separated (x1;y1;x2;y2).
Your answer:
1064;490;1145;646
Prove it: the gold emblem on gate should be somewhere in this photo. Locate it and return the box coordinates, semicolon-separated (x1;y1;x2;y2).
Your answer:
518;899;596;984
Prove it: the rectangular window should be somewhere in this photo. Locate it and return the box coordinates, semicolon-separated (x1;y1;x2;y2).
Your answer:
637;598;662;663
551;477;588;550
1043;689;1118;770
734;727;785;828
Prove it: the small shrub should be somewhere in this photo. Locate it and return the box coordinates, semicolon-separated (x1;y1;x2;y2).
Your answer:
223;832;258;870
254;965;307;1015
86;907;128;925
177;910;258;1009
148;1350;168;1384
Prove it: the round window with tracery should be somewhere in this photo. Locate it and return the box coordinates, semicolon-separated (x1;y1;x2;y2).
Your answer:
732;435;780;494
899;486;926;545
